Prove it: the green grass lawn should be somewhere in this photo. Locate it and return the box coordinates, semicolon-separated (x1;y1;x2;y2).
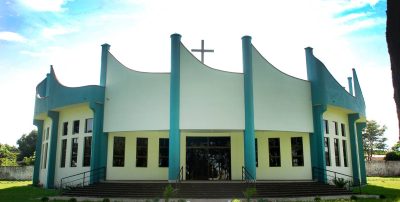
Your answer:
354;177;400;202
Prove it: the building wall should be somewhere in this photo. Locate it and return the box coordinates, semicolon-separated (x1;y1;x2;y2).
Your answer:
323;106;354;180
103;53;170;132
255;131;312;180
54;104;93;187
180;45;245;130
39;117;51;186
106;131;169;180
252;47;314;132
180;131;245;180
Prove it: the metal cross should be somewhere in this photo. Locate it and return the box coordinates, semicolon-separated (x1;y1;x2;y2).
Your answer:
191;40;214;63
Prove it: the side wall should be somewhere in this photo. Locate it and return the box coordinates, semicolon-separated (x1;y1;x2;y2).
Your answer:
256;131;312;180
39;117;52;186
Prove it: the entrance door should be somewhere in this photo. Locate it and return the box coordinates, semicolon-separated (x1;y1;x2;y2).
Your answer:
186;137;231;180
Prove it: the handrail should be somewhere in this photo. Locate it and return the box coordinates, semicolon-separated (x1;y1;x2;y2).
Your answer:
312;166;361;193
242;166;256;189
173;166;184;192
59;166;106;192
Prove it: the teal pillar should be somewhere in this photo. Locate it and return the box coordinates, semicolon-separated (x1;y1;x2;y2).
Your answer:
242;36;256;180
310;104;327;182
90;102;107;183
348;113;360;185
169;33;181;181
47;111;59;188
356;122;367;185
100;44;110;87
32;120;44;186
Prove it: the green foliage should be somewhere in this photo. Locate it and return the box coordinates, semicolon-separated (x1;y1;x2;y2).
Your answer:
391;141;400;152
350;195;358;200
314;196;321;201
243;187;257;202
68;198;77;202
40;196;49;202
163;184;175;202
363;120;387;161
332;177;348;188
0;143;19;166
16;130;37;162
102;198;110;202
385;151;400;161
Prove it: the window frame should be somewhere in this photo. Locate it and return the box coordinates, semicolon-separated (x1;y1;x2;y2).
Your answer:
83;136;92;167
324;137;331;166
158;138;169;167
60;139;67;168
73;120;80;134
62;122;68;136
113;136;125;167
334;138;341;167
85;118;93;133
136;138;148;167
268;138;281;167
70;137;78;167
342;140;348;167
291;137;304;167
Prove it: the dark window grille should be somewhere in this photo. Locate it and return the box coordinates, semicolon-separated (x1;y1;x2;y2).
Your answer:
70;138;78;167
83;136;92;167
136;138;148;167
291;137;304;166
159;138;169;167
268;138;281;167
113;136;125;167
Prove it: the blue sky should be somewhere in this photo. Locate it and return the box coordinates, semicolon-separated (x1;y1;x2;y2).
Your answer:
0;0;396;147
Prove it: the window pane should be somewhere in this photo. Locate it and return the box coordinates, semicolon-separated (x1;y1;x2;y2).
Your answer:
159;138;169;167
46;127;49;140
70;138;78;167
255;138;258;167
83;136;92;167
342;140;348;167
324;120;329;134
43;143;48;169
291;137;304;166
136;138;148;167
73;120;80;134
85;118;93;133
334;138;340;166
341;123;346;137
268;138;281;167
324;137;331;166
334;121;338;135
63;122;68;136
60;139;67;168
113;137;125;167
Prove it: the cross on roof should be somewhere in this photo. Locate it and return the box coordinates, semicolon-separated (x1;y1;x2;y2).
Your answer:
191;40;214;63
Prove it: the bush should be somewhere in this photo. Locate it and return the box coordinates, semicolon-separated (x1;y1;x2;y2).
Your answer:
243;187;257;202
41;196;49;202
163;184;175;202
332;177;348;188
385;151;400;161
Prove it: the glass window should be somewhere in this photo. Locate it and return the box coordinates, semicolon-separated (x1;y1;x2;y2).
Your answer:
70;138;78;167
324;120;329;134
113;137;125;167
43;143;48;169
85;118;93;133
334;138;340;166
63;122;68;136
136;138;148;167
83;137;92;167
342;140;348;167
341;123;346;137
73;120;80;134
324;137;331;166
291;137;304;166
46;127;49;140
334;121;338;135
41;144;45;169
60;139;67;168
159;138;169;167
255;138;258;167
268;138;281;167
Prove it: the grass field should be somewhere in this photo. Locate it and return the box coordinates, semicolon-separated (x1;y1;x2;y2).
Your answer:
0;177;399;202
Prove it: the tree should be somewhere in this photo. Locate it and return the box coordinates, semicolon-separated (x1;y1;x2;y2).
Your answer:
363;120;388;161
386;0;400;141
391;141;400;152
16;130;37;162
0;143;19;166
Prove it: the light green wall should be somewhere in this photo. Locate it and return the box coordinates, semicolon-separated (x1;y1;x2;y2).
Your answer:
180;131;245;180
107;131;169;180
255;131;312;180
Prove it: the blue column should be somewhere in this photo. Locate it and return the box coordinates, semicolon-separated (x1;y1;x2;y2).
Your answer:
242;36;256;180
356;122;367;185
100;44;110;87
348;113;360;185
169;33;181;181
32;120;44;186
47;111;59;188
90;102;107;183
310;105;327;182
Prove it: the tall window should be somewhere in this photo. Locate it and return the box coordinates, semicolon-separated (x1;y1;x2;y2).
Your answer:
334;138;340;166
63;122;68;136
43;143;48;169
341;123;346;137
70;138;78;167
268;138;281;167
159;138;169;167
255;138;258;167
334;121;338;135
83;136;92;167
46;127;50;140
73;120;80;134
136;138;148;167
85;118;93;133
41;144;45;169
60;139;67;168
324;137;331;166
291;137;304;166
113;137;125;167
342;140;348;167
324;120;329;134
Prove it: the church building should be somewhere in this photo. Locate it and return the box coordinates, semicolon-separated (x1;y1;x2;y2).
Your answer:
32;34;367;189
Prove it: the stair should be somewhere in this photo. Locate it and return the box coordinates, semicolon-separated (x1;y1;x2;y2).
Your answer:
62;181;353;199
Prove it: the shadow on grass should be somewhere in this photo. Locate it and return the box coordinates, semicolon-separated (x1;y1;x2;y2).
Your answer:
355;184;400;202
0;184;59;202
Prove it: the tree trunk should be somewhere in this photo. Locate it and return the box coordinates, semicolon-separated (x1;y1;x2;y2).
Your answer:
386;0;400;141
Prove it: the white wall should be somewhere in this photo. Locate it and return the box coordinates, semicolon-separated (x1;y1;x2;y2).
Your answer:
39;117;51;187
54;104;93;187
180;45;245;129
252;47;314;132
103;53;170;132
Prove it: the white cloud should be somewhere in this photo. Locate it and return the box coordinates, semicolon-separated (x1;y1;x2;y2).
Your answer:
0;31;27;42
18;0;68;12
42;25;78;39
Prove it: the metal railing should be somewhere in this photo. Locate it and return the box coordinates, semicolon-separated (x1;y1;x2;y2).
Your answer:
242;166;256;189
312;166;362;193
59;167;106;192
173;166;184;192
